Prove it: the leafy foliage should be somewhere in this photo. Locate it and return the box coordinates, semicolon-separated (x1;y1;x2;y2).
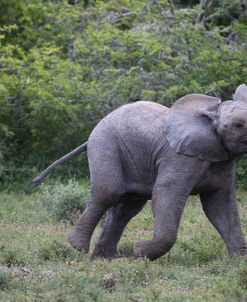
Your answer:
40;179;89;222
0;0;247;187
38;239;77;261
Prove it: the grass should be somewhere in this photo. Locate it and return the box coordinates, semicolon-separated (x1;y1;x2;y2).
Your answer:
0;181;246;301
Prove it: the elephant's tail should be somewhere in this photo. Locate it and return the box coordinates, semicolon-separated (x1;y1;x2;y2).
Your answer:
32;142;88;186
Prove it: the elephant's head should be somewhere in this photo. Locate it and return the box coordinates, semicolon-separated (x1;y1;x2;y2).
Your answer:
217;84;247;157
166;84;247;162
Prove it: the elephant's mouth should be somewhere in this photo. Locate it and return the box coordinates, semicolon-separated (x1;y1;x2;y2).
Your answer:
230;138;247;155
236;145;247;155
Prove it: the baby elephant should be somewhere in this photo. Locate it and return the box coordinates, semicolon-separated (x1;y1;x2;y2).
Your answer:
33;84;247;260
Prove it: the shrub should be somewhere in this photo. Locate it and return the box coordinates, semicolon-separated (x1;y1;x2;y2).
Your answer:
237;156;247;190
40;180;89;223
0;272;12;291
1;0;247;189
238;259;247;290
0;246;25;268
38;239;77;261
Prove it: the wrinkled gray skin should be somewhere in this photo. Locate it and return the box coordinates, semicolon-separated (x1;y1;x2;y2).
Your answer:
33;84;247;261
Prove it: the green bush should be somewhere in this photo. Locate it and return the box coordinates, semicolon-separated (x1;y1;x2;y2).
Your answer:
238;259;247;290
0;272;12;291
237;156;247;190
38;239;77;261
0;0;247;188
40;180;89;223
0;246;25;268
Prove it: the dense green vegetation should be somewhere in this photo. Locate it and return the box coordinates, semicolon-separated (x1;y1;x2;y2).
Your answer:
0;0;247;187
0;181;246;301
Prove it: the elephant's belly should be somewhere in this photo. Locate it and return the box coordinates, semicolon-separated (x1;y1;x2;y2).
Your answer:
124;180;153;198
191;174;223;195
191;160;234;195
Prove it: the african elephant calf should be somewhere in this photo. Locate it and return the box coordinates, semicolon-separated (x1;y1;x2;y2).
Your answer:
33;84;247;260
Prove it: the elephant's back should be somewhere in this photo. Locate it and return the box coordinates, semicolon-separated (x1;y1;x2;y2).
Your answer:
113;101;169;137
105;101;169;119
89;101;169;144
104;101;169;130
119;101;169;120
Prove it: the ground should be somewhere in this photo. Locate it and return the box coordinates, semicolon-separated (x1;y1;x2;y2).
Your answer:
0;184;246;302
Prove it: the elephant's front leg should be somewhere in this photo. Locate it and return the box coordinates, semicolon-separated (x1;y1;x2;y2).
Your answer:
133;184;189;260
200;189;246;256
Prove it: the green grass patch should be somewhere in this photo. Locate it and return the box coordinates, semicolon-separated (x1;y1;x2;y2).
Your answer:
0;182;246;301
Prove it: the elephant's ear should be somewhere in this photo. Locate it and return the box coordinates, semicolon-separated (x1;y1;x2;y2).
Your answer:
165;94;229;162
233;84;247;102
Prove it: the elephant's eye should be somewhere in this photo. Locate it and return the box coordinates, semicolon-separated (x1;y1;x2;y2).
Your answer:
234;122;244;129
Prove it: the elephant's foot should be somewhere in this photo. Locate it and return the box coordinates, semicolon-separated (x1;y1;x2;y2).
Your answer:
91;244;117;260
133;239;174;261
228;245;247;257
66;227;90;253
133;240;155;260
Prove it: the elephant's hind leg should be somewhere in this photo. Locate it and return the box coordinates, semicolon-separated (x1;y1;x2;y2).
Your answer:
67;200;108;253
91;195;147;259
68;141;126;253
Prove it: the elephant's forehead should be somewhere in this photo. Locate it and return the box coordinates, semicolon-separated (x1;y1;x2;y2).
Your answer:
220;101;247;119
